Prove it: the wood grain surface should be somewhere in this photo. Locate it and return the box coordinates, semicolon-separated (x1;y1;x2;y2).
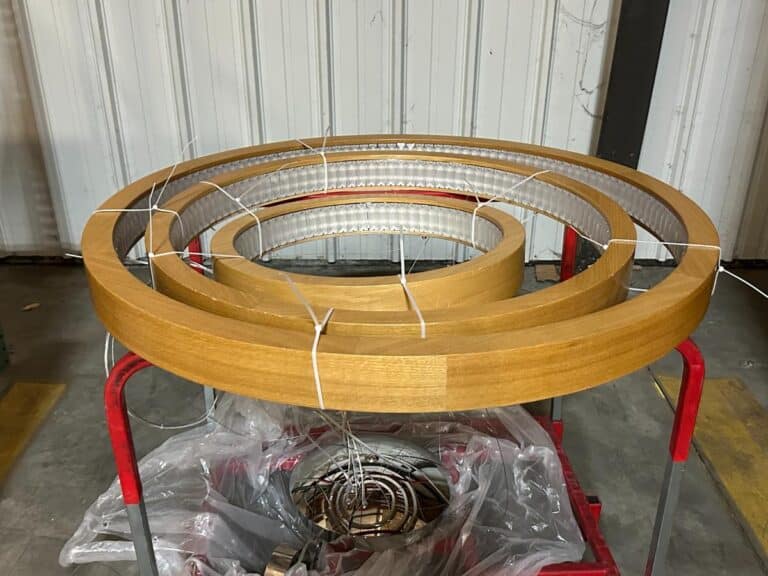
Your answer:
81;136;719;412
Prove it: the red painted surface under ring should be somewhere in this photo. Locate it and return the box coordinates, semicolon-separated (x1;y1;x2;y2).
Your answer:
266;189;476;207
104;349;623;573
187;236;204;274
538;416;619;575
556;223;706;463
104;353;151;505
560;226;579;282
670;339;705;462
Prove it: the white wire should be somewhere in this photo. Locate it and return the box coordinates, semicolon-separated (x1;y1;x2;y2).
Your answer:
468;170;550;249
311;309;335;410
146;183;158;289
718;266;768;299
200;180;263;258
281;273;334;409
103;330;217;430
103;331;112;378
187;260;214;274
93;207;185;239
570;228;767;300
154;136;197;206
128;396;218;431
296;128;330;193
152;250;244;260
399;233;426;338
407;236;431;274
92;181;194;292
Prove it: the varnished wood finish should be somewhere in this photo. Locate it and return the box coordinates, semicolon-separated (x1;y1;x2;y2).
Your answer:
81;136;719;412
146;154;635;337
210;195;526;312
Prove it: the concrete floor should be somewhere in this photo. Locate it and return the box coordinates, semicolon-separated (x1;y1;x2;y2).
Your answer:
0;263;766;575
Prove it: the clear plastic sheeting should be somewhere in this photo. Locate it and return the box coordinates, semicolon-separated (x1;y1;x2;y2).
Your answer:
61;397;585;575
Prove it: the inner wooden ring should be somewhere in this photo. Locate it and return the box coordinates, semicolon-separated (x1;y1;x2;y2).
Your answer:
208;194;525;312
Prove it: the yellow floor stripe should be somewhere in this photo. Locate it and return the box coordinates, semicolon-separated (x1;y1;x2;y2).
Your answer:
658;375;768;560
0;382;65;483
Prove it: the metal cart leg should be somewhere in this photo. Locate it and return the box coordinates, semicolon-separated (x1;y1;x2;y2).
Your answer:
550;226;579;426
559;225;579;282
187;235;204;271
645;338;705;576
105;352;159;576
186;236;216;414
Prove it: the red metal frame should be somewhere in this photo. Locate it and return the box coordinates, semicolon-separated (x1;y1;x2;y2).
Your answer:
104;353;151;506
266;189;475;207
668;339;705;462
187;236;204;274
101;231;707;575
560;226;579;282
539;417;619;576
556;226;706;464
104;343;705;576
104;352;622;575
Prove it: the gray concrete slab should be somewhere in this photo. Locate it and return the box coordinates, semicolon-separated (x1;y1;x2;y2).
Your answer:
0;263;765;575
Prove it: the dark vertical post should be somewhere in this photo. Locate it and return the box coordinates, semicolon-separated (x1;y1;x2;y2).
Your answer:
0;323;7;373
596;1;671;168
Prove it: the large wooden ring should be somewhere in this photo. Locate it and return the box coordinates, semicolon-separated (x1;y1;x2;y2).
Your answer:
82;136;719;412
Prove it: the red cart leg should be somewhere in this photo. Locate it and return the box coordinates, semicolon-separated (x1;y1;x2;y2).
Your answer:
105;352;158;576
186;237;217;414
560;226;579;283
645;338;705;576
187;236;204;274
550;226;579;432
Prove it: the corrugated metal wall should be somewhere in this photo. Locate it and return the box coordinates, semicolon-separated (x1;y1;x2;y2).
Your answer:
640;0;768;261
10;0;621;260
736;98;768;259
7;0;768;260
0;0;57;255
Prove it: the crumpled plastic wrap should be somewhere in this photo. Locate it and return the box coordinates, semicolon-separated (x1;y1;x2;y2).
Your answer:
61;397;585;575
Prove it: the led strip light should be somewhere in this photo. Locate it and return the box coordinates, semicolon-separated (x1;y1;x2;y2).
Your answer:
149;154;635;336
211;195;525;312
82;136;719;412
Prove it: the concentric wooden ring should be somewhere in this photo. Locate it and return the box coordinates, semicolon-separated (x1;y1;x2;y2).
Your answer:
209;194;526;312
82;136;719;412
147;153;635;337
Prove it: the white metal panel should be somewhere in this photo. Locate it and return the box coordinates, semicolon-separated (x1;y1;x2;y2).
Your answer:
330;0;398;135
400;0;476;260
736;104;768;258
402;0;478;135
14;0;122;251
474;0;551;143
328;0;401;261
253;0;325;142
0;0;57;254
176;1;260;155
474;0;620;260
98;0;183;179
14;0;627;260
474;0;553;259
530;0;620;260
250;0;327;260
637;1;716;260
640;0;768;260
